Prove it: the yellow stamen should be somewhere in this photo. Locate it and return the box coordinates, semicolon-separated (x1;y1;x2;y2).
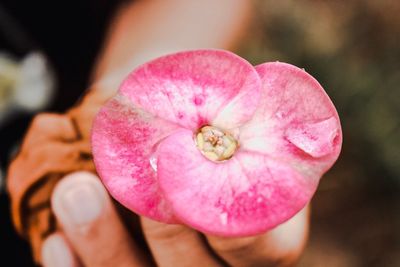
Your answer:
195;125;238;161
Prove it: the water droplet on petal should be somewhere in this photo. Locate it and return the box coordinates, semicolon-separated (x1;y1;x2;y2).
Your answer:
286;117;339;158
149;154;158;172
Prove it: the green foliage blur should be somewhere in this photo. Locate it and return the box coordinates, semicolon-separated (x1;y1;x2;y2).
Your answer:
239;1;400;266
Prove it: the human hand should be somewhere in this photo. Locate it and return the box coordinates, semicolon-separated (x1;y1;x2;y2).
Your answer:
41;171;309;267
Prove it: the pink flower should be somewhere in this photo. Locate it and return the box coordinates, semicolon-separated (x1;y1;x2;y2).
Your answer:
91;50;342;236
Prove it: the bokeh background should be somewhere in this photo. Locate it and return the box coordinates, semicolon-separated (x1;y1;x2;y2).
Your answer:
1;0;399;266
239;1;400;266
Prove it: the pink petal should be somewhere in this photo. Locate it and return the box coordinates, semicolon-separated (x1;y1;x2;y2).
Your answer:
91;95;180;222
240;62;342;178
157;130;315;236
285;117;339;158
119;50;261;130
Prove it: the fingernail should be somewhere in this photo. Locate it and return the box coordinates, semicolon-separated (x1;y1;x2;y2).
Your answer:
42;235;77;267
60;183;105;226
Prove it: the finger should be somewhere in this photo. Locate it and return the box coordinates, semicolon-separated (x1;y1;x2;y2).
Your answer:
206;206;310;267
41;232;80;267
22;113;77;150
51;171;150;267
141;217;222;267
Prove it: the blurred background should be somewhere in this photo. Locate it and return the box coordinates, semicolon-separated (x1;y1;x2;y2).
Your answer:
1;0;120;266
1;0;399;266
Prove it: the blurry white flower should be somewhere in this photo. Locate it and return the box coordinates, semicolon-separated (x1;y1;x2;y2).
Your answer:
0;51;55;125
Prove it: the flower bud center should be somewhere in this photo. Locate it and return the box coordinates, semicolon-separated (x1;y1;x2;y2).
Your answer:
195;126;238;161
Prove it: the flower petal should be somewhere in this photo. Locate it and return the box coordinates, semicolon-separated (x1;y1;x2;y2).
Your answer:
157;130;315;236
240;62;342;178
119;50;261;130
91;94;180;222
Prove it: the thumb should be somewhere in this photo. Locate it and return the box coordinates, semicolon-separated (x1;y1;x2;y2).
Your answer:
51;171;150;267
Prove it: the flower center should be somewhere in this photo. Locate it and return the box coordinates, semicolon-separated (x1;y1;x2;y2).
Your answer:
195;125;238;161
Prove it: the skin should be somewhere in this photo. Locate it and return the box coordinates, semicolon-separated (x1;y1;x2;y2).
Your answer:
18;0;310;266
42;172;309;267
